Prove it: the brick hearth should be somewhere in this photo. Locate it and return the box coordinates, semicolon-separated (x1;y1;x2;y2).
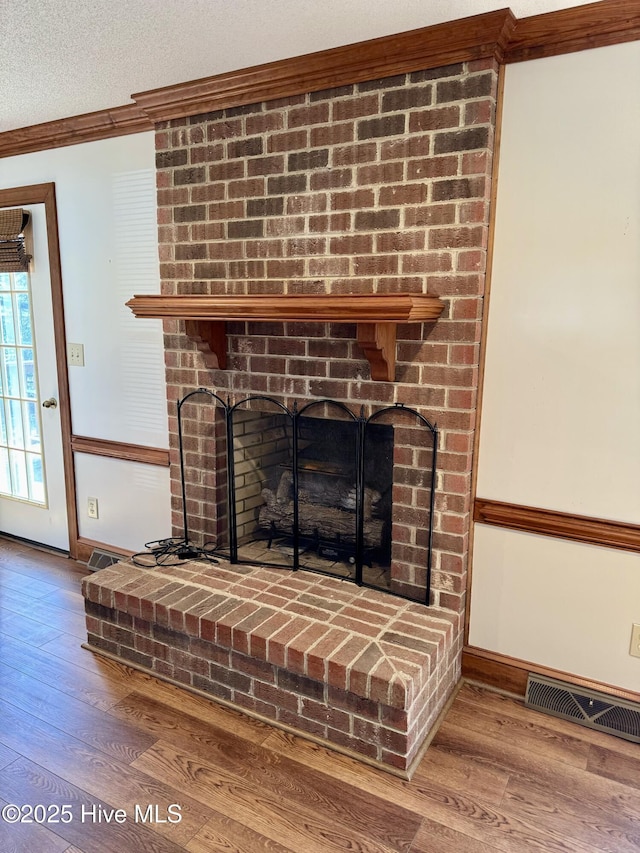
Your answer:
83;559;460;775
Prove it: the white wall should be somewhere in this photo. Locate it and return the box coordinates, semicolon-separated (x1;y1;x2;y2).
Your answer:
471;525;640;689
471;42;640;692
469;42;640;691
477;42;640;523
74;455;170;553
0;133;171;551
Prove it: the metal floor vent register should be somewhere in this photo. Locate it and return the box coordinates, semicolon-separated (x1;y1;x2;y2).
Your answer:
87;548;124;572
526;674;640;744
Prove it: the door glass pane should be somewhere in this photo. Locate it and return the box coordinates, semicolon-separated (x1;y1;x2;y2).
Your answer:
20;349;36;398
3;348;19;397
9;449;28;499
13;272;28;291
7;399;24;448
16;293;32;345
26;452;45;502
23;401;40;451
0;272;46;505
0;293;15;344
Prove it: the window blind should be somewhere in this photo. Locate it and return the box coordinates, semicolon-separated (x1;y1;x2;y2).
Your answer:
0;208;31;272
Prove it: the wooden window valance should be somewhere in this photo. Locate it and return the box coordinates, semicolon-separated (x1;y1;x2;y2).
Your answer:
0;208;31;272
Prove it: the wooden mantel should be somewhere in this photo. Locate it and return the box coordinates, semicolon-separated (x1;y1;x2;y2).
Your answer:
126;293;445;381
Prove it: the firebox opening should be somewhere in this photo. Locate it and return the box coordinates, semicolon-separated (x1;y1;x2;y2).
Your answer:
177;391;437;605
233;408;394;590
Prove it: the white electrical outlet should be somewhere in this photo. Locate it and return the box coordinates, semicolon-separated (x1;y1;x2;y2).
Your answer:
67;342;85;367
87;497;99;519
629;623;640;658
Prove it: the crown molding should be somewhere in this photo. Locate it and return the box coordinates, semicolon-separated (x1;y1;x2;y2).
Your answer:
505;0;640;62
0;103;152;159
133;9;516;123
0;1;639;159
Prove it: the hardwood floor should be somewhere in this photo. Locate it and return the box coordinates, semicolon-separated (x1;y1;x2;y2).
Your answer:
0;536;639;852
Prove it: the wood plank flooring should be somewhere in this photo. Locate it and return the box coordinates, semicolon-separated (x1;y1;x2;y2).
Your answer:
0;536;639;852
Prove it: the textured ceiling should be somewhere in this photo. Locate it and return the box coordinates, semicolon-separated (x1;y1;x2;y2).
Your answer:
1;0;593;133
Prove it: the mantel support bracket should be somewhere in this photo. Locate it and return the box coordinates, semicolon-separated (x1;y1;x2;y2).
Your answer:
356;323;397;382
184;320;227;370
128;293;445;382
184;320;398;381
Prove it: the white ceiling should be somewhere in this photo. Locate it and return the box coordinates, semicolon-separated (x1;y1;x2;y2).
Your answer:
1;0;594;133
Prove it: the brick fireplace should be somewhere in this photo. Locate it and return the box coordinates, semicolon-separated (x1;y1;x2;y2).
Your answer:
155;59;494;602
85;56;496;774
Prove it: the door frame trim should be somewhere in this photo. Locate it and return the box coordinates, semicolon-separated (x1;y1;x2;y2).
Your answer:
0;183;78;558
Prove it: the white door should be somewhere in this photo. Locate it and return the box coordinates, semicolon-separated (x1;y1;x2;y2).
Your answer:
0;203;69;550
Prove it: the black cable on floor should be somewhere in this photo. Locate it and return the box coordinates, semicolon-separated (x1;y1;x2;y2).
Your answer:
131;537;219;568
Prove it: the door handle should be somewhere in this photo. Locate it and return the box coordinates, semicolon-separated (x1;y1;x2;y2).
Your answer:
42;397;58;409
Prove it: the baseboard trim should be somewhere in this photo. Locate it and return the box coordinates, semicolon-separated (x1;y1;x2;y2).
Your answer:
462;646;640;705
75;537;135;565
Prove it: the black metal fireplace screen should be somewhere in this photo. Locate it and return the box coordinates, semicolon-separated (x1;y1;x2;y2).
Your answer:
177;390;438;605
